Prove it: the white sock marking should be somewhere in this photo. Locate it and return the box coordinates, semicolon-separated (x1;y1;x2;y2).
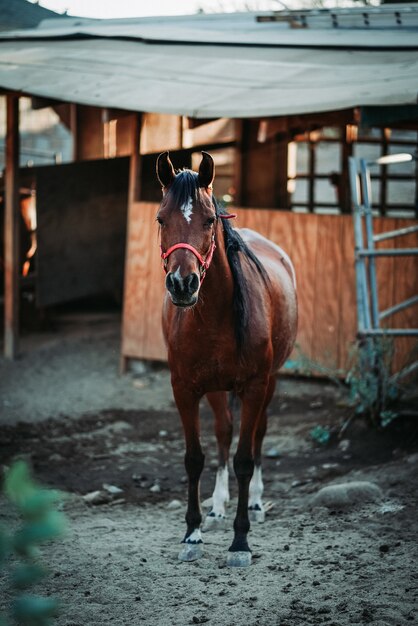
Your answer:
249;466;264;510
211;466;230;517
186;528;202;543
181;196;193;224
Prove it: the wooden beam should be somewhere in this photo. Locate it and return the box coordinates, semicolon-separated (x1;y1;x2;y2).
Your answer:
121;112;143;374
128;112;143;206
4;95;20;359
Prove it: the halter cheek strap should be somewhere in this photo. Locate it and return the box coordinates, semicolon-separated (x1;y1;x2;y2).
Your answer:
160;213;236;282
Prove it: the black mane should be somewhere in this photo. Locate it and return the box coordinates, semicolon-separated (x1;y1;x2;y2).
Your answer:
213;196;268;358
167;170;268;357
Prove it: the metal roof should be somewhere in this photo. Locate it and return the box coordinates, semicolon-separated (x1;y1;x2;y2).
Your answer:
0;0;69;32
0;10;417;118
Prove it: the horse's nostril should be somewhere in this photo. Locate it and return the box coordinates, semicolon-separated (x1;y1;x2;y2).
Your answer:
166;272;199;299
185;273;199;293
166;273;177;293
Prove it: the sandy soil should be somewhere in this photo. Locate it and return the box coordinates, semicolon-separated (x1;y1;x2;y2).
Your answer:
1;316;417;626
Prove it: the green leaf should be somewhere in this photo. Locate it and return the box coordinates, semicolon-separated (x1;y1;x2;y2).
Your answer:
0;525;11;563
13;596;59;625
13;512;66;555
20;491;62;522
310;425;330;445
4;462;36;508
11;564;46;590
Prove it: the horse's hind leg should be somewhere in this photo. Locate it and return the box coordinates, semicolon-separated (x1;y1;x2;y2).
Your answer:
249;375;276;523
202;391;233;532
173;386;205;562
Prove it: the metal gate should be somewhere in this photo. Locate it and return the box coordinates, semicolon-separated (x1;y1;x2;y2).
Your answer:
349;154;418;383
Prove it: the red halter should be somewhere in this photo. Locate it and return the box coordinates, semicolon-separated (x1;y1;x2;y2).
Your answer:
160;213;236;282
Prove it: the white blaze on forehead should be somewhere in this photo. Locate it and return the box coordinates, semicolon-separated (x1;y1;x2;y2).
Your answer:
181;196;193;224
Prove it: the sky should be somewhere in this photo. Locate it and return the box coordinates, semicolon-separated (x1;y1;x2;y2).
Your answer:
33;0;291;19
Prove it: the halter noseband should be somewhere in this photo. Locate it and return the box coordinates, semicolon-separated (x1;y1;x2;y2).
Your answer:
160;213;236;283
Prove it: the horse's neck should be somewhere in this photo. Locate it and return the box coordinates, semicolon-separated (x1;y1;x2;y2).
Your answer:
197;228;234;317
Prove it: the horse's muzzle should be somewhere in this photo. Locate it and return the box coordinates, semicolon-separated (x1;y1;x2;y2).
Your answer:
166;271;200;307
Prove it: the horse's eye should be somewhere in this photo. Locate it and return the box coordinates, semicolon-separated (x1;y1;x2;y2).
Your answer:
156;216;164;226
204;217;216;228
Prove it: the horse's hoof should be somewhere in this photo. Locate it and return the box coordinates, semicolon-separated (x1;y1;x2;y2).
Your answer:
178;543;203;562
227;551;252;567
248;508;265;523
202;512;228;532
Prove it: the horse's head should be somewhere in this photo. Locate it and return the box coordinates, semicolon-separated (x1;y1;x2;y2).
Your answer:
156;151;216;307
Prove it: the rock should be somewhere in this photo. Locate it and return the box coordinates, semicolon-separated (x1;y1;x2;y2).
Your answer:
82;490;111;505
265;447;280;458
149;483;161;493
48;453;64;462
133;379;149;389
311;481;383;509
103;483;123;495
159;430;168;437
167;499;182;510
130;360;148;375
309;400;323;409
338;439;350;452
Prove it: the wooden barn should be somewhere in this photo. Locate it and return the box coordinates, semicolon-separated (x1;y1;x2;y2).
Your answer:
1;5;417;376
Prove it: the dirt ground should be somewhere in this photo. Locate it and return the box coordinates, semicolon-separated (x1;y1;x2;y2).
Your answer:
1;313;418;626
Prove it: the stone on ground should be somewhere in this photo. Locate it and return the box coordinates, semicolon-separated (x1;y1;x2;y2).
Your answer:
311;481;383;509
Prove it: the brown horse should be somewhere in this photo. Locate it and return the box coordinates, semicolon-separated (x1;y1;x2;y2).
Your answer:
156;151;297;567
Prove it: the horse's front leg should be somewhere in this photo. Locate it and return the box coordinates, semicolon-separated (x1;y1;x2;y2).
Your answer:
202;391;233;531
228;379;268;568
172;384;205;562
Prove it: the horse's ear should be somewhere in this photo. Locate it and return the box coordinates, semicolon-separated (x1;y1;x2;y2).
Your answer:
198;151;215;189
156;151;175;188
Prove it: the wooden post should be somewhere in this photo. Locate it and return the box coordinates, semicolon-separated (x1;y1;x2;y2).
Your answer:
4;95;20;359
70;103;78;161
120;112;143;374
308;133;315;213
274;135;289;209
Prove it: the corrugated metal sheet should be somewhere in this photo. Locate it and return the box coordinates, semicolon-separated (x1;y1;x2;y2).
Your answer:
0;12;417;118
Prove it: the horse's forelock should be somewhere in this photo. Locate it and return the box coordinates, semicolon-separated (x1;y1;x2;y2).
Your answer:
164;170;200;212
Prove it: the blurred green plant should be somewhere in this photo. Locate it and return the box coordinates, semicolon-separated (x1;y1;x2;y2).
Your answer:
345;337;400;427
310;425;331;445
0;461;66;626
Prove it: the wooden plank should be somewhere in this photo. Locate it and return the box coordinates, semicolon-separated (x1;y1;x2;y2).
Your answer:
267;209;294;260
77;106;104;160
373;217;397;326
121;202;166;360
4;95;20;359
311;214;344;370
372;216;397;374
235;206;272;237
288;213;318;364
391;219;418;372
338;215;357;371
141;211;167;360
